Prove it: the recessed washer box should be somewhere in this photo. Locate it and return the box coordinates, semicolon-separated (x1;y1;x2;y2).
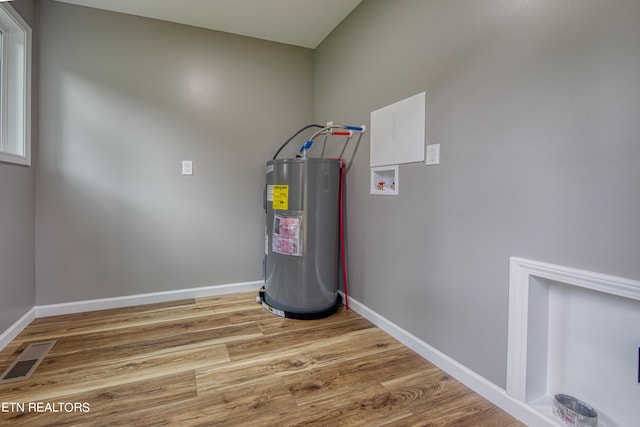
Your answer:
370;165;398;196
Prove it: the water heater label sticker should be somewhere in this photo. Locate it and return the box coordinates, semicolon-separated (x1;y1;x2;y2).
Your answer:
272;185;288;210
272;214;302;256
266;185;274;202
262;301;285;317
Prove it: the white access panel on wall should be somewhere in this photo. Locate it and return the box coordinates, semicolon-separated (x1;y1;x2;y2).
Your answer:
370;92;425;167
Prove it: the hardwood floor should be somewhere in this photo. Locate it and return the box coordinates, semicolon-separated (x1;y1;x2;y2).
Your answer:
0;292;523;426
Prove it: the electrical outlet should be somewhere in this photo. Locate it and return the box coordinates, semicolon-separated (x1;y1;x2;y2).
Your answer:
182;160;193;176
426;144;440;165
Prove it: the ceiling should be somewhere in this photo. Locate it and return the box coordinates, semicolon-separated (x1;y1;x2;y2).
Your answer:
53;0;362;49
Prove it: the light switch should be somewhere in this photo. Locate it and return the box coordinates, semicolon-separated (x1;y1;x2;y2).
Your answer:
182;160;193;175
426;144;440;165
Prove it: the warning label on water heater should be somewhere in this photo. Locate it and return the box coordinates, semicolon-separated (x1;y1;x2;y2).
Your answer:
272;214;302;256
272;185;288;210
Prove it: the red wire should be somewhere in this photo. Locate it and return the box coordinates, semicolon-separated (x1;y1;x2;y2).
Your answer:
339;159;349;310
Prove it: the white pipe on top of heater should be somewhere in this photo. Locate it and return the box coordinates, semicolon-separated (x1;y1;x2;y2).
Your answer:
299;124;366;158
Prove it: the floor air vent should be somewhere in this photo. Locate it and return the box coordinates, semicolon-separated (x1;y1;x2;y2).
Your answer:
0;340;56;384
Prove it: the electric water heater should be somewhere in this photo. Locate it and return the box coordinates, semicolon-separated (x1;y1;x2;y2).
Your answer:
263;157;341;318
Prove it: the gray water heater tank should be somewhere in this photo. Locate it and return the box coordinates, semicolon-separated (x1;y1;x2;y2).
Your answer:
263;157;341;317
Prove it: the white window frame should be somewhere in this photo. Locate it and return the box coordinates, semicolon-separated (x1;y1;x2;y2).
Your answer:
0;2;31;166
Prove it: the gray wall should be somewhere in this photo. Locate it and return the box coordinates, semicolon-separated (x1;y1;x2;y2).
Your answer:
36;1;313;304
314;0;640;387
0;0;36;333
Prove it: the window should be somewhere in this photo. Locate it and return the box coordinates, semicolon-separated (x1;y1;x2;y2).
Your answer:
0;3;31;166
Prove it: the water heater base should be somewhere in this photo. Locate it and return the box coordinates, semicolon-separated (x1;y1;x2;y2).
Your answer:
258;286;342;320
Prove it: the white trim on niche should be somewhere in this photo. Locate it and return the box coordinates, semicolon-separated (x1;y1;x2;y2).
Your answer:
507;257;640;399
506;257;640;425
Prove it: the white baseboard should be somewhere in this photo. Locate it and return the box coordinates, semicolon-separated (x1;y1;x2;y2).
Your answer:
35;280;264;318
0;308;36;352
342;292;555;427
0;281;263;353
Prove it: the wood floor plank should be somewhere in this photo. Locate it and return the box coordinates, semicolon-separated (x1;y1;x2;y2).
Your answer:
379;391;523;427
276;382;415;427
0;322;259;384
0;341;22;364
0;292;523;426
284;347;432;406
13;299;202;342
46;320;258;358
0;345;229;403
2;371;198;427
255;305;360;335
225;317;375;361
198;291;263;315
380;369;522;426
98;381;298;427
196;326;404;394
